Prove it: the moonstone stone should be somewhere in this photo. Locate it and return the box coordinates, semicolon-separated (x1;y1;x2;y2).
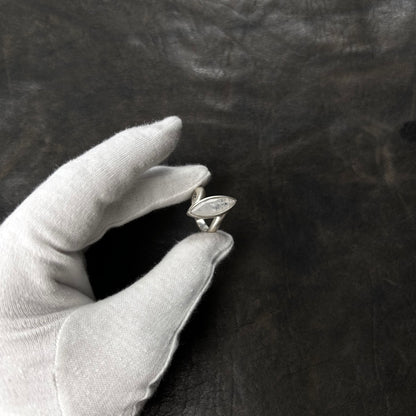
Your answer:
188;196;236;218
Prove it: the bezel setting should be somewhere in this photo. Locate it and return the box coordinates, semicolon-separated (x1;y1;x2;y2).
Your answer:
187;195;237;219
187;187;236;232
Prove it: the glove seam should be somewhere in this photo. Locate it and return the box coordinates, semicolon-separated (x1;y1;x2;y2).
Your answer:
129;236;234;415
53;308;80;416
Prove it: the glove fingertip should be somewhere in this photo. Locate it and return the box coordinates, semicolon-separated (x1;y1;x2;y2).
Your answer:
183;230;234;260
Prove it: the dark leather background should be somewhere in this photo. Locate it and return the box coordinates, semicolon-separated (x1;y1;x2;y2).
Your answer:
2;1;416;415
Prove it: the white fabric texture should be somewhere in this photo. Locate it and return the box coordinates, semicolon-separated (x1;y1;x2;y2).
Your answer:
0;116;234;416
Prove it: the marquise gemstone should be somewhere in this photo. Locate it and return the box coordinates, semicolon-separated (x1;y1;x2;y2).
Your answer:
188;196;236;218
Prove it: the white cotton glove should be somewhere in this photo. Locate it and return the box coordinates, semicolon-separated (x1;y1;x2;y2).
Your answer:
0;116;234;416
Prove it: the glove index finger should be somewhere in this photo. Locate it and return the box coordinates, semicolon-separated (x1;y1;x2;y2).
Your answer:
3;116;182;254
75;115;182;174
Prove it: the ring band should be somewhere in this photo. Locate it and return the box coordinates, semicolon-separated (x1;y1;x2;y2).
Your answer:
187;186;236;232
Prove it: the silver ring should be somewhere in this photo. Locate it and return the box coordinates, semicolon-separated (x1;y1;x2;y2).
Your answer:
187;186;236;232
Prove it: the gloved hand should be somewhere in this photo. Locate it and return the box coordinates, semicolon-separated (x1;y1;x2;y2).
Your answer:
0;116;234;416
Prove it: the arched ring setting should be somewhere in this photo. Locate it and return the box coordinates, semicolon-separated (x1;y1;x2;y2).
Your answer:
187;186;236;233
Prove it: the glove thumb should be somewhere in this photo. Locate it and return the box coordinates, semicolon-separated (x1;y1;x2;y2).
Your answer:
54;231;234;416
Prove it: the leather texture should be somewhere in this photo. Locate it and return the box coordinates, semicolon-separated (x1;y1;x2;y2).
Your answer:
1;1;416;415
